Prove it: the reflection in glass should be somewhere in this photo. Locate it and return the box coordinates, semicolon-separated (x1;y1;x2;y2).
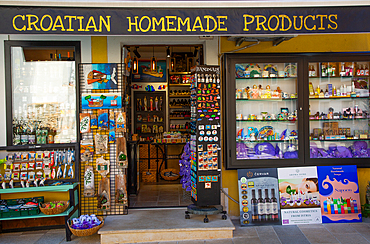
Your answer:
11;47;76;145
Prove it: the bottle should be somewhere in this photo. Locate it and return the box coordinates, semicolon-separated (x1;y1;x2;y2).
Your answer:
264;189;272;221
309;65;313;77
333;86;337;96
271;189;279;221
20;122;28;145
365;65;369;76
28;123;36;144
13;118;21;145
257;189;265;221
251;189;258;222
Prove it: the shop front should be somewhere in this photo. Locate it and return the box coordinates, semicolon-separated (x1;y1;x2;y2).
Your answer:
0;1;370;240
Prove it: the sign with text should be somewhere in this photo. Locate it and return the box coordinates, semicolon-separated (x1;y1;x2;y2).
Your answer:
1;6;370;35
238;168;281;226
317;165;362;223
278;166;322;225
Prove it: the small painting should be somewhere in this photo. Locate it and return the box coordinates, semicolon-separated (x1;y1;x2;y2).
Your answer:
82;93;122;109
133;60;167;82
82;63;119;89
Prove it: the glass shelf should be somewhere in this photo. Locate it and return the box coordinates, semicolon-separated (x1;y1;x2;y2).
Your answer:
309;60;370;159
237;120;297;122
237;139;297;143
236;98;297;101
236;77;297;80
309;96;368;100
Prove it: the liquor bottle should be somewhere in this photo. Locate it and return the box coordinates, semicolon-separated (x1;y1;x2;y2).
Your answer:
28;122;36;144
264;189;272;221
251;189;258;222
271;189;279;221
365;65;369;76
13;118;21;145
20;122;28;145
257;189;265;221
309;66;313;77
312;65;316;76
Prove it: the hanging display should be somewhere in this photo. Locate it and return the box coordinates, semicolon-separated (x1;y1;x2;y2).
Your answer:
84;165;95;197
189;65;221;206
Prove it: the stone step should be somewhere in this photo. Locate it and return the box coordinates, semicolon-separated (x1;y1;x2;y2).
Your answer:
98;208;235;243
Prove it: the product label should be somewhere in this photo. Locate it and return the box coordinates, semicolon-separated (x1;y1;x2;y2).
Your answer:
14;135;21;145
21;134;28;144
252;202;258;215
258;203;265;214
28;135;35;144
272;202;278;214
264;202;272;215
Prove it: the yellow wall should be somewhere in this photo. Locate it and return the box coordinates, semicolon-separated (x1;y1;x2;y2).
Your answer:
221;34;370;216
91;36;108;63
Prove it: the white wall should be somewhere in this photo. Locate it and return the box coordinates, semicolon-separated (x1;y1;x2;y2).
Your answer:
0;35;91;149
107;36;219;65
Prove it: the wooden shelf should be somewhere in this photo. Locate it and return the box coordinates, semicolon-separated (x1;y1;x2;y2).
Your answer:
169;106;190;109
0;206;75;221
169;84;190;86
169;95;190;98
169;117;190;120
169;129;190;132
0;183;78;194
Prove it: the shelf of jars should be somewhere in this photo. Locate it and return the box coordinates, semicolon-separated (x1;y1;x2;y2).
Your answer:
309;61;370;159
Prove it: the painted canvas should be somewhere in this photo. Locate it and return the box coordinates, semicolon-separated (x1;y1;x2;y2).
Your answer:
133;60;167;82
83;63;119;89
82;93;122;109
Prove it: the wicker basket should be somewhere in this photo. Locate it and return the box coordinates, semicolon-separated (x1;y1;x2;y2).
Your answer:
160;168;180;181
39;201;69;215
68;216;104;237
142;169;157;182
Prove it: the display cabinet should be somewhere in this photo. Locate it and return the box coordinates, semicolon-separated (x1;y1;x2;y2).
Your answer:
224;55;304;169
168;72;191;134
133;91;166;139
224;53;370;169
307;56;370;165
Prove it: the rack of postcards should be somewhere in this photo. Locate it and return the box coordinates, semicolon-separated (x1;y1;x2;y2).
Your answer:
190;65;221;206
79;63;128;215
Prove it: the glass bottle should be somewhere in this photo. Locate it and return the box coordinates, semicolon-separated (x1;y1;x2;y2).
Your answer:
264;189;272;221
258;189;265;221
271;189;279;221
251;189;258;222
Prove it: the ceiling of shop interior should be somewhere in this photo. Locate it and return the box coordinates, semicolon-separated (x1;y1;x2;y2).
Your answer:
125;45;201;59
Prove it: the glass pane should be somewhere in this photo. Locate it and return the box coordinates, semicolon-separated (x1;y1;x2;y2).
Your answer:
309;61;370;158
235;62;298;160
11;46;76;145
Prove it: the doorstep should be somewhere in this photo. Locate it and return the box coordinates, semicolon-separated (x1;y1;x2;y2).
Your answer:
98;208;234;243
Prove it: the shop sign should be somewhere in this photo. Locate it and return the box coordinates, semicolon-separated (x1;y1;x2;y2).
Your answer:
1;6;370;35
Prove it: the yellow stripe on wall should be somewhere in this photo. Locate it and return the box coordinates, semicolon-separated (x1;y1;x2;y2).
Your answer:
91;36;108;63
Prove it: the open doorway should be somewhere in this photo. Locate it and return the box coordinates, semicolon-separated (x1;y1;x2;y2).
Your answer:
125;44;203;208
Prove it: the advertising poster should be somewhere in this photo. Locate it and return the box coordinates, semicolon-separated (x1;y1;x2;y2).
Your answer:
317;165;362;223
81;93;122;109
83;63;119;89
278;166;322;225
238;168;281;226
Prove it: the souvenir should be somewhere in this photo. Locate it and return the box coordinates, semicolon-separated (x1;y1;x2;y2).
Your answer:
84;165;95;197
115;171;128;205
80;113;91;133
98;109;109;130
96;156;110;177
97;176;110;210
81;139;94;161
91;114;98;129
116;137;128;168
94;134;108;154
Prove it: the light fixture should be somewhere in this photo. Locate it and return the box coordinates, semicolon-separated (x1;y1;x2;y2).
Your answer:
193;47;198;57
166;46;171;58
133;46;141;58
133;56;138;74
151;46;157;72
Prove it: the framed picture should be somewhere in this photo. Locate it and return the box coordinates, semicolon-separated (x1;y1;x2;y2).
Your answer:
133;60;167;82
81;63;119;89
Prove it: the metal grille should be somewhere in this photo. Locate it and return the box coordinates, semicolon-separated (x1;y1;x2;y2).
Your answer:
78;63;128;216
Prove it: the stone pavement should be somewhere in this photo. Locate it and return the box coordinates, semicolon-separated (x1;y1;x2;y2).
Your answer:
2;218;370;244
